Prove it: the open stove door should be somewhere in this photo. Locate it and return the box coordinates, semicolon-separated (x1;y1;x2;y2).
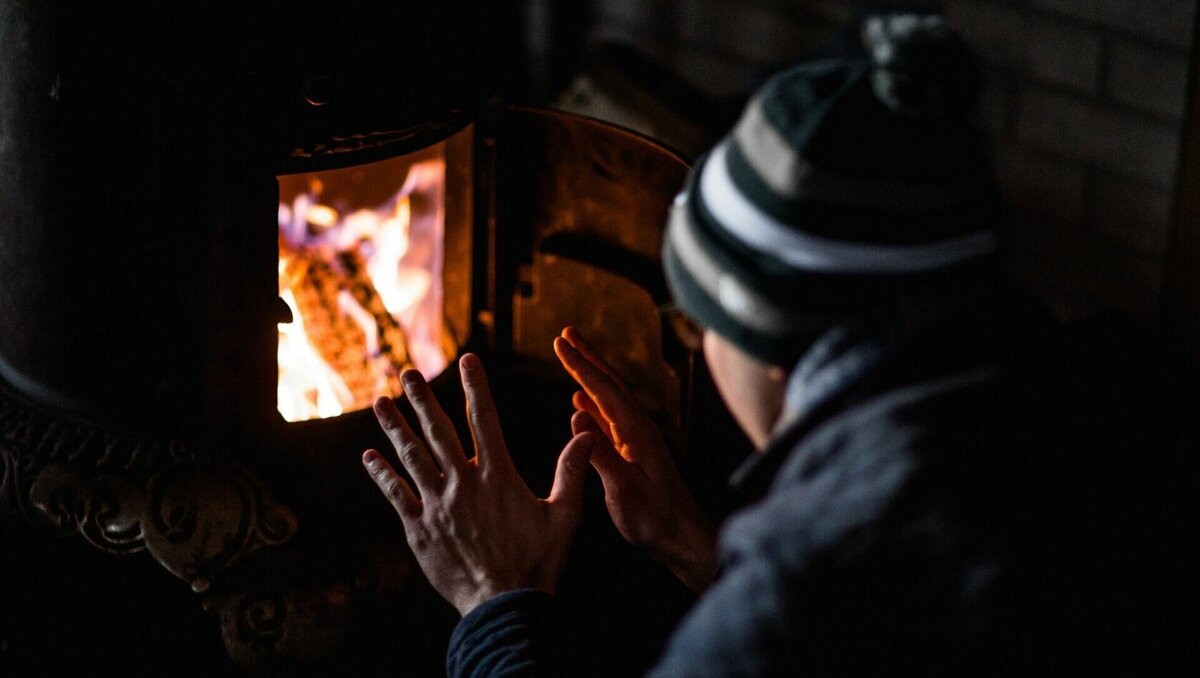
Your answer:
1;96;702;675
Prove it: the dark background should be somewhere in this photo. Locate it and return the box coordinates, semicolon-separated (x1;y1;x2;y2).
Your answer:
3;1;1199;676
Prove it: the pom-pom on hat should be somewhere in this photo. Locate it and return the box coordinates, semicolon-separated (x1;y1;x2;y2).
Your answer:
663;11;1001;366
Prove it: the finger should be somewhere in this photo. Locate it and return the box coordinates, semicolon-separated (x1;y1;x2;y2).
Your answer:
373;396;442;493
588;422;635;470
547;433;595;527
400;370;469;479
363;449;422;520
561;326;627;391
459;353;512;474
571;390;603;422
555;337;641;438
572;404;614;446
573;409;632;469
570;408;601;436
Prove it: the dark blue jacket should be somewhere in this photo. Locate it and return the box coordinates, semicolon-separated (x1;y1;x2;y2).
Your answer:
448;303;1196;676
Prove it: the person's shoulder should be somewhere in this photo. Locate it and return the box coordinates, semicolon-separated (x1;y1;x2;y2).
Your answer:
720;361;1011;564
778;360;1005;483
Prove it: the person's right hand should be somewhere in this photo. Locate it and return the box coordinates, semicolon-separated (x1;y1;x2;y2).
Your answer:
554;327;718;593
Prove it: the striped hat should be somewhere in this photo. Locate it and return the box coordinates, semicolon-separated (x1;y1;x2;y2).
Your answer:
663;13;1000;366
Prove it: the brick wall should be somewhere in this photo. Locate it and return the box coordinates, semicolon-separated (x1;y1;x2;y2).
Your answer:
950;0;1195;319
583;0;1198;321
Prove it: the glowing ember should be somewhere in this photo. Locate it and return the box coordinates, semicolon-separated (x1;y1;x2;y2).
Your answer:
305;204;340;230
277;150;450;422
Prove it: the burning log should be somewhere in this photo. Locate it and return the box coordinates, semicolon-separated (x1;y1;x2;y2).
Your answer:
338;249;411;395
278;239;412;418
276;158;451;422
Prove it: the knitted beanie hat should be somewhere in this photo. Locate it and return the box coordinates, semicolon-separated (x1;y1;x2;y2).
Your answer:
663;13;1000;366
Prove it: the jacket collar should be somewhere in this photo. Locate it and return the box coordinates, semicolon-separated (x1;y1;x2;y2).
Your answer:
728;322;895;496
725;289;1049;500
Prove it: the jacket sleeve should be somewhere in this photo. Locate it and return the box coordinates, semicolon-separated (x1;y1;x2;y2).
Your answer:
446;589;558;678
443;559;810;678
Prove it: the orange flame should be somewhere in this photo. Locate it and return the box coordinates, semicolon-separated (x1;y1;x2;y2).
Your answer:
277;154;449;422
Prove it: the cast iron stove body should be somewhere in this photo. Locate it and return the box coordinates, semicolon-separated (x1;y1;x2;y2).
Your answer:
0;2;695;674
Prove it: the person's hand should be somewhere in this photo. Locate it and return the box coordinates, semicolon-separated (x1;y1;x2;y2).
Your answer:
554;327;717;592
362;353;595;617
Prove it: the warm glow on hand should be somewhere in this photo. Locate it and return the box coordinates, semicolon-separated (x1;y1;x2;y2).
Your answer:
362;354;595;616
555;327;718;593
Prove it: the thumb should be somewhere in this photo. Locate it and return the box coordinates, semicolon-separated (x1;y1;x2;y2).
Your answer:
586;431;629;484
548;432;595;525
572;410;627;480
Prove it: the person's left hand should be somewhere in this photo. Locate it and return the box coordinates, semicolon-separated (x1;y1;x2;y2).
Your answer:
362;353;596;617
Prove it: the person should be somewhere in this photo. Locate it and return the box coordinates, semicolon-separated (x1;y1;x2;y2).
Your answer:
361;11;1196;676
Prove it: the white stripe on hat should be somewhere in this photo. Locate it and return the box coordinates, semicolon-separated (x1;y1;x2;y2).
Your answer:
667;203;811;334
699;142;998;274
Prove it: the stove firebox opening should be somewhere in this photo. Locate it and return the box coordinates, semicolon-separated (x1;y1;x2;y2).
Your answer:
276;140;458;422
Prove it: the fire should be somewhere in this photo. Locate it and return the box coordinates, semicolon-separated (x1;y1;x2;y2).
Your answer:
277;152;450;422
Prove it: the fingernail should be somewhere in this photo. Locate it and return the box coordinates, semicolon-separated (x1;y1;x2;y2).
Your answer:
401;370;422;387
362;450;379;466
373;397;395;420
461;353;480;373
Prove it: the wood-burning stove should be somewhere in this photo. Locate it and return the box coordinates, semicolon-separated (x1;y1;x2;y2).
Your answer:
1;3;703;674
